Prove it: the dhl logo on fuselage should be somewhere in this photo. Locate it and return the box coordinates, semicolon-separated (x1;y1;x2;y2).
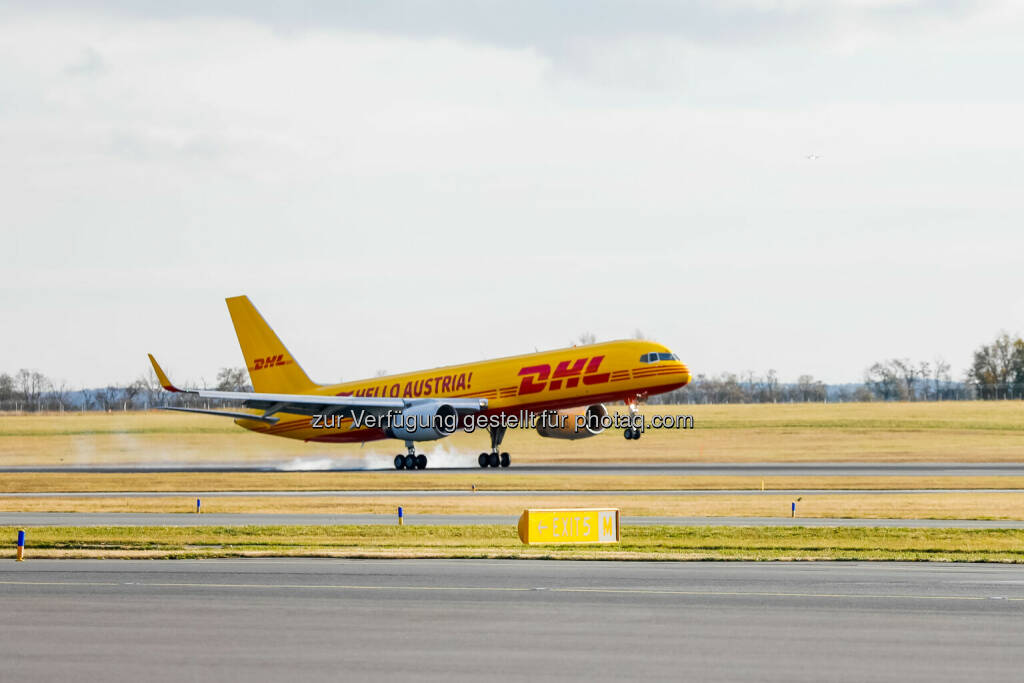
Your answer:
517;356;608;394
251;354;290;371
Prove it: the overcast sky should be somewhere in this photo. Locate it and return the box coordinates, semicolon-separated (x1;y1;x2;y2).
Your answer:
2;1;1022;388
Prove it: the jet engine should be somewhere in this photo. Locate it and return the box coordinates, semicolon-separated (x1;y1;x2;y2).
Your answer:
536;404;608;440
386;402;459;441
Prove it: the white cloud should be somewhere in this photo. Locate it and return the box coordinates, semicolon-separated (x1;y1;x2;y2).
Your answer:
1;5;1022;386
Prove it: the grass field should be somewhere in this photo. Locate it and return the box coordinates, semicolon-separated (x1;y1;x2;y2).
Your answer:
3;403;1021;525
1;472;1023;493
4;492;1023;520
2;401;1024;466
4;525;1023;562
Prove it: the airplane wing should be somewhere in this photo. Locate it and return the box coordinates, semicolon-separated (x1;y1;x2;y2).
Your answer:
147;354;487;425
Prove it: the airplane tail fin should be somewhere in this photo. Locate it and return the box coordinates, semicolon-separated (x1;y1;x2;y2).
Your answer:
225;296;318;394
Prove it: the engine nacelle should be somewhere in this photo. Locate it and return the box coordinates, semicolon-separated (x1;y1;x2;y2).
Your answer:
386;402;459;441
536;404;608;440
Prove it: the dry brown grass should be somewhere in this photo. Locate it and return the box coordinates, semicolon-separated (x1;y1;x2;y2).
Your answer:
3;401;1024;466
1;472;1023;493
2;491;1022;520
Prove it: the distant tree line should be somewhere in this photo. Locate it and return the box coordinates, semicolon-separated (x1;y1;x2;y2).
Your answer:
655;332;1024;404
0;367;251;413
2;332;1023;411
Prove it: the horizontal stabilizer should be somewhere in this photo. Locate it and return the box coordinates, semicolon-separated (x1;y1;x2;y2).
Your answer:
160;406;280;424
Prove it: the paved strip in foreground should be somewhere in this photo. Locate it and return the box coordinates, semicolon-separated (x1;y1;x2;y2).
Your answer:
2;511;1023;528
3;488;1022;498
1;559;1022;682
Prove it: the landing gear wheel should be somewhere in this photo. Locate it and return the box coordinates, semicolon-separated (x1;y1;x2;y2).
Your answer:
500;452;510;468
394;455;405;470
478;453;488;468
488;452;500;468
404;454;417;470
416;454;427;470
624;428;638;440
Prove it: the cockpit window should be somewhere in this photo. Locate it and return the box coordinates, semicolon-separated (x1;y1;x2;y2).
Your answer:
641;352;680;363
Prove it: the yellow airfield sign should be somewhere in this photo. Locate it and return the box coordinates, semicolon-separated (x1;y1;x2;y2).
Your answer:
517;508;620;544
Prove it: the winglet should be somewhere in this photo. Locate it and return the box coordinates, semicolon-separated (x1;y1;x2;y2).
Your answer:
148;354;183;393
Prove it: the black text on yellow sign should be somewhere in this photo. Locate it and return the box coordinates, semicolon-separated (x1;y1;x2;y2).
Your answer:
517;508;620;544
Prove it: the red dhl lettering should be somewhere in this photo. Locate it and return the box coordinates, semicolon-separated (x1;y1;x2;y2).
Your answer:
517;356;610;395
251;354;287;371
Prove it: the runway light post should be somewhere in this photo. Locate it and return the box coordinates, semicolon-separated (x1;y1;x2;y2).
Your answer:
196;498;201;514
398;506;403;526
16;529;25;562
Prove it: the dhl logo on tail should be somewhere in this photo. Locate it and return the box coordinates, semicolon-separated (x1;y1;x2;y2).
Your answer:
251;354;290;371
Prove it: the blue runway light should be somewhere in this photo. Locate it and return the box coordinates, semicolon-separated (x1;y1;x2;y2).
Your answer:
197;498;201;514
398;506;403;526
16;529;25;562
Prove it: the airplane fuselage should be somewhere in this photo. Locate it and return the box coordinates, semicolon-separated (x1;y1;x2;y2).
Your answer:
240;339;690;442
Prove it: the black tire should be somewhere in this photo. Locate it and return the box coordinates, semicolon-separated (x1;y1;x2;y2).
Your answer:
488;452;500;468
416;454;427;470
478;453;488;468
404;454;417;470
500;452;510;468
623;428;633;440
394;455;405;470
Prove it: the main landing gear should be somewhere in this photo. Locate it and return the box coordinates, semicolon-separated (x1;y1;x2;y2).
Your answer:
478;426;510;468
394;441;427;470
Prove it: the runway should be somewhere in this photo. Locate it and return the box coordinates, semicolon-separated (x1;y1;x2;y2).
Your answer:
3;511;1024;529
1;559;1022;682
4;488;1022;498
3;461;1024;475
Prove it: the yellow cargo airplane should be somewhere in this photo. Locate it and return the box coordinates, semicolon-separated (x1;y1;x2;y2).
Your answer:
149;296;691;469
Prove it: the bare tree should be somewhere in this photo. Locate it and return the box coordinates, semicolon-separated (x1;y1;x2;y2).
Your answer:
969;332;1024;399
632;329;646;340
0;373;14;409
136;368;163;409
49;381;72;412
576;332;597;346
931;357;951;400
764;369;779;403
14;369;50;411
865;361;905;401
121;380;145;410
93;386;121;412
216;367;252;392
795;375;826;402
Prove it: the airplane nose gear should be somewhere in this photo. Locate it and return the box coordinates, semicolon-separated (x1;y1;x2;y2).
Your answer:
623;395;643;441
478;426;510;468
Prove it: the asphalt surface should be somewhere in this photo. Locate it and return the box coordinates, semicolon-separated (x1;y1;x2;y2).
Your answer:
3;511;1024;529
5;488;1022;498
4;461;1024;475
1;559;1022;682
